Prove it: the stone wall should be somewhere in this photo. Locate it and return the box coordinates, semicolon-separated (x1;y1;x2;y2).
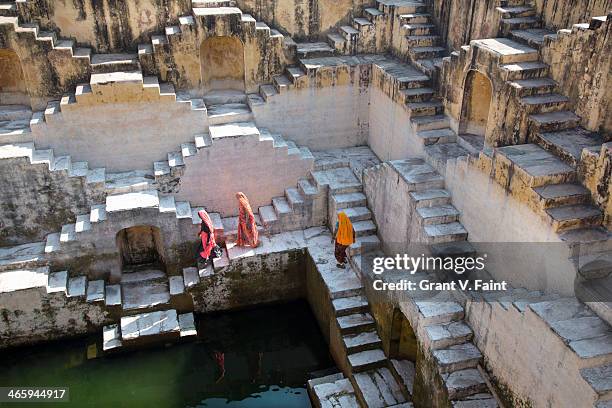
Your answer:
173;133;314;217
0;285;111;348
251;84;369;151
32;80;207;172
368;86;423;161
429;0;500;51
235;0;371;40
533;0;612;30
541;15;611;137
0;157;104;246
465;299;602;407
18;0;190;52
445;156;578;295
580;143;612;227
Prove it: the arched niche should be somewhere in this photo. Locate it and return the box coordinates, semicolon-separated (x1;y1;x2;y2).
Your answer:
200;36;246;92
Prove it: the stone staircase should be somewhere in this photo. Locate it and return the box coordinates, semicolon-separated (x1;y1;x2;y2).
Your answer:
469;287;612;407
0;104;32;142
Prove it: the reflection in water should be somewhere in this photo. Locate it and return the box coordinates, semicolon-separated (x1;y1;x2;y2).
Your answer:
0;300;334;408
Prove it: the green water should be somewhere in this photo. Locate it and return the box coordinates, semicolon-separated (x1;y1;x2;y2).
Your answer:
0;300;334;407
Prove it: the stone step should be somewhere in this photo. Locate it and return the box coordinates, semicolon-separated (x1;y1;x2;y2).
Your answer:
102;324;122;351
390;158;445;190
410;189;451;208
471;38;539;64
343;331;382;353
105;170;154;194
0;118;31;141
202;90;247;105
501;16;541;34
401;87;435;102
545;204;603;232
390;359;416;397
415;301;465;325
508;77;557;96
573;248;612;283
493;143;576;188
432;342;483;374
529;298;612;361
510;28;557;49
342;206;372;223
311;167;363;194
206;103;252;125
399;13;431;24
333;295;369;316
120;309;181;346
424;222;468;244
348;348;387;372
354;220;377;237
272;196;292;216
90;53;140;74
178;312;197;338
417;204;460;225
496;5;536;18
0;105;31;121
406;34;440;48
209;121;259;139
121;268;166;283
533;183;591;209
417;128;457;145
443;368;488;400
425;321;474;350
258;205;279;226
408;100;444;117
298;178;319;197
349;235;382;256
529;111;581;133
337;312;376;334
0;241;46;272
333;192;367;209
121;279;171;312
182;267;200;289
296;42;334;58
560;227;612;258
580;364;612;402
403;23;436;35
520;93;570;113
430;241;477;258
409;45;446;59
500;61;549;81
411;114;450;132
105;284;122;307
310;377;359;407
536;128;604;167
353;367;407;406
285;187;305;208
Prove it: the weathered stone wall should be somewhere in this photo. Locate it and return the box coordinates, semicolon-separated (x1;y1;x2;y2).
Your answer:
48;207;198;281
533;0;612;30
251;84;369;151
190;248;306;312
0;286;111;348
18;0;190;52
32;82;207;172
0;157;104;246
465;299;602;407
429;0;500;51
579;143;612;227
236;0;372;40
368;86;423;161
445;156;578;295
0;22;90;110
541;15;611;137
173;133;313;217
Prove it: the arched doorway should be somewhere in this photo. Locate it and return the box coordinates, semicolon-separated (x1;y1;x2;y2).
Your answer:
459;70;493;137
0;48;29;105
200;36;245;92
116;225;166;270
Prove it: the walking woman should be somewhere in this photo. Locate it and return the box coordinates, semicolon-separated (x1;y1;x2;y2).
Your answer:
197;209;217;267
236;192;259;247
333;211;355;269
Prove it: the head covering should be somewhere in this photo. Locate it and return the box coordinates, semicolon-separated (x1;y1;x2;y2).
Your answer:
198;209;217;259
335;212;355;246
235;192;259;247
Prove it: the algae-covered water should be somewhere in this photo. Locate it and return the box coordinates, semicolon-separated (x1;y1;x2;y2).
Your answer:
0;300;334;407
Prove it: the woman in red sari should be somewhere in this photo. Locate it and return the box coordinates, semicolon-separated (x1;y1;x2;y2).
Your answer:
197;209;216;267
235;192;259;247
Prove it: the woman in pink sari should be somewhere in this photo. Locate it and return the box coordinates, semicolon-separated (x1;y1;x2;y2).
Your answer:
235;192;259;247
197;209;216;266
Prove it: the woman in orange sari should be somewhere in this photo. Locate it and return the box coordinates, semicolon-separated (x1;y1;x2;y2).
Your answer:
333;212;355;269
197;209;216;267
236;192;259;247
